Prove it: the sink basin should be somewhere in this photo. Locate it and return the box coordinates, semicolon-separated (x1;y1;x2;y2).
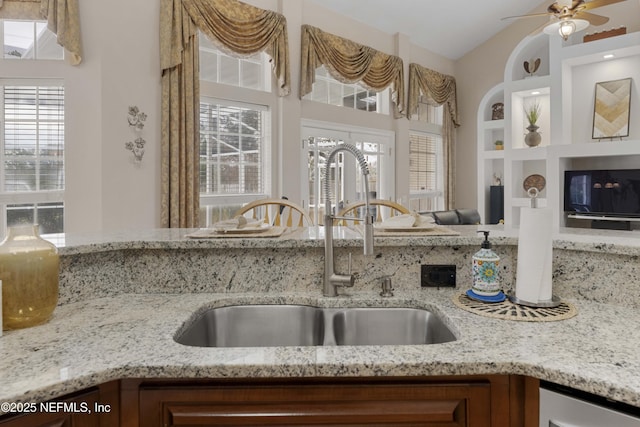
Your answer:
176;304;325;347
175;305;456;348
330;307;456;346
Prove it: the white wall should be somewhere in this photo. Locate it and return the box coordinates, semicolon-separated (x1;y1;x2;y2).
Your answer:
61;0;162;232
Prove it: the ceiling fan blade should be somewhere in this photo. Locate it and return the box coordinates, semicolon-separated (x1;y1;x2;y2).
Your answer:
574;10;610;25
580;0;626;10
501;12;552;21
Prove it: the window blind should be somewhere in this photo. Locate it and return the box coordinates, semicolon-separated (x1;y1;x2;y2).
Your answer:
409;133;438;192
199;100;265;195
3;85;64;192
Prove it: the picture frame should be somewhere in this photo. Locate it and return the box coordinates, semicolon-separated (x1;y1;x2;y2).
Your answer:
592;77;632;139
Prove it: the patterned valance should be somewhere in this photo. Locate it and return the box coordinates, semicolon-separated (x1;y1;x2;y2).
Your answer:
161;0;290;96
300;25;404;116
407;63;459;126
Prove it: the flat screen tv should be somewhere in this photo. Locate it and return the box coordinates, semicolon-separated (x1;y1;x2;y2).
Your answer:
564;169;640;219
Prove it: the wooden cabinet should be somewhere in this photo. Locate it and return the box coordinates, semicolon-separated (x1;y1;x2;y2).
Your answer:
0;376;538;426
0;382;119;427
0;389;100;427
136;376;538;427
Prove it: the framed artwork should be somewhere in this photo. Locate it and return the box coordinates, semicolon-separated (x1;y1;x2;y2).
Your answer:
592;77;632;139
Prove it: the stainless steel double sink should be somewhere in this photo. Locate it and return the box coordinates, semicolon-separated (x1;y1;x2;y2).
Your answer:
175;304;456;347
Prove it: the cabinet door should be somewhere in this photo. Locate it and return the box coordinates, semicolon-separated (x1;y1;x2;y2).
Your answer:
139;379;495;427
0;390;101;427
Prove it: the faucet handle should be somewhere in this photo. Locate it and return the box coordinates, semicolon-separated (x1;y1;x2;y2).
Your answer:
380;277;394;297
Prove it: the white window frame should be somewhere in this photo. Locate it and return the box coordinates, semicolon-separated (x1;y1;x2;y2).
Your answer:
407;96;446;212
199;96;271;205
0;19;67;235
303;66;391;115
1;20;64;61
408;130;444;212
199;31;272;93
198;40;277;227
0;78;65;235
301;119;395;225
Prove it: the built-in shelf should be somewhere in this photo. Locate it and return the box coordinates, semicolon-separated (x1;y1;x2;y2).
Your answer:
478;30;640;231
512;197;548;208
484;150;505;160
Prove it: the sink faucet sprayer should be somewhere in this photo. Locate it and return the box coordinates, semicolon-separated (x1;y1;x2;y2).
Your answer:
323;144;374;297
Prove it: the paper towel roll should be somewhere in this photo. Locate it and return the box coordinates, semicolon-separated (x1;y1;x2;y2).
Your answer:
515;207;553;303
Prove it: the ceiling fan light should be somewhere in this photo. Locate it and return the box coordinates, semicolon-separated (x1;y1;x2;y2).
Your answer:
559;20;576;40
543;18;590;40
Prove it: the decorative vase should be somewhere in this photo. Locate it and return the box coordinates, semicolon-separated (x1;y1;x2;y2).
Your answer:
491;102;504;120
524;124;541;147
0;225;59;330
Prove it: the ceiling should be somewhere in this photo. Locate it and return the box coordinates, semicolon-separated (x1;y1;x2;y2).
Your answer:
306;0;550;60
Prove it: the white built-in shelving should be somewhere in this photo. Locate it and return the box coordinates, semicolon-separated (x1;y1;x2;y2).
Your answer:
477;30;640;230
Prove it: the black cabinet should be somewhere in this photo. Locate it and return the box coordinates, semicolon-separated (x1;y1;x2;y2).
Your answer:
489;186;504;224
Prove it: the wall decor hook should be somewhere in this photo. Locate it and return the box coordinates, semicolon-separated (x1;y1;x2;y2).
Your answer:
127;106;147;130
125;137;146;162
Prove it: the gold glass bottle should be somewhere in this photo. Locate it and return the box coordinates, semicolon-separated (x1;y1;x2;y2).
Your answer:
0;225;59;330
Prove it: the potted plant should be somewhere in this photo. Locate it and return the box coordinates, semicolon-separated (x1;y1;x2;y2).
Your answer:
524;100;541;147
494;140;504;150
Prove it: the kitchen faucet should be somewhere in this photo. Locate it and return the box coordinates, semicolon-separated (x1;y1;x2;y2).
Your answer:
323;144;374;297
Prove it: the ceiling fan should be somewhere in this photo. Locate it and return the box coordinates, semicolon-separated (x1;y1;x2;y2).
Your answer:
502;0;627;40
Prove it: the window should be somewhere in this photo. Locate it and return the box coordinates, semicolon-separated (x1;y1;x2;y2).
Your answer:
409;96;445;212
409;132;443;212
0;82;65;234
304;66;390;114
199;98;270;225
199;32;271;92
198;36;274;226
302;122;394;225
2;20;64;60
410;96;443;125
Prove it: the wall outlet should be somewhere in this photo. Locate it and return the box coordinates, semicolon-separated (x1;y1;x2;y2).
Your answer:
421;265;456;288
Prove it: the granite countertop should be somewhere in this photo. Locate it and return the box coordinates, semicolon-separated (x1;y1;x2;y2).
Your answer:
47;225;640;256
2;226;640;413
2;289;640;409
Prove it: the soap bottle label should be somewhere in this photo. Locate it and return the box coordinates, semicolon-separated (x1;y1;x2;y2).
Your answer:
472;249;501;296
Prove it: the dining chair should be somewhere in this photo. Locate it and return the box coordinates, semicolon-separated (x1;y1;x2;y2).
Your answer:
234;198;314;227
335;199;410;225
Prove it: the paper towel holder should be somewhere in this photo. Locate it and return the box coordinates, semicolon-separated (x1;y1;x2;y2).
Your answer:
527;187;539;208
507;293;562;308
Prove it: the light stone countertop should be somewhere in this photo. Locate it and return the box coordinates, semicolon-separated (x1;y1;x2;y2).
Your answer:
2;226;640;413
47;225;640;256
1;289;640;409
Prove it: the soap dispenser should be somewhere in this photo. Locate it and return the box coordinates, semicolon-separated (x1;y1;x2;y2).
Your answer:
468;231;505;302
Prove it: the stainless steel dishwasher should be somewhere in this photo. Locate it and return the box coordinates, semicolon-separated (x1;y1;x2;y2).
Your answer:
540;382;640;427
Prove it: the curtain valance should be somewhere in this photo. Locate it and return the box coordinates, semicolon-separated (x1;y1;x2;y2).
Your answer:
0;0;82;65
407;63;459;126
161;0;290;96
300;24;404;116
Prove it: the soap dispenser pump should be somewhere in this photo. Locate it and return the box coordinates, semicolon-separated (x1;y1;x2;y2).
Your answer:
468;231;505;302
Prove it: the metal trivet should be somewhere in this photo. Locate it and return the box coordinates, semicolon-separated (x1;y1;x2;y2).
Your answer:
453;293;577;322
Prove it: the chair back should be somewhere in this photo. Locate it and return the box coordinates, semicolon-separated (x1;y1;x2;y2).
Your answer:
235;198;313;227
